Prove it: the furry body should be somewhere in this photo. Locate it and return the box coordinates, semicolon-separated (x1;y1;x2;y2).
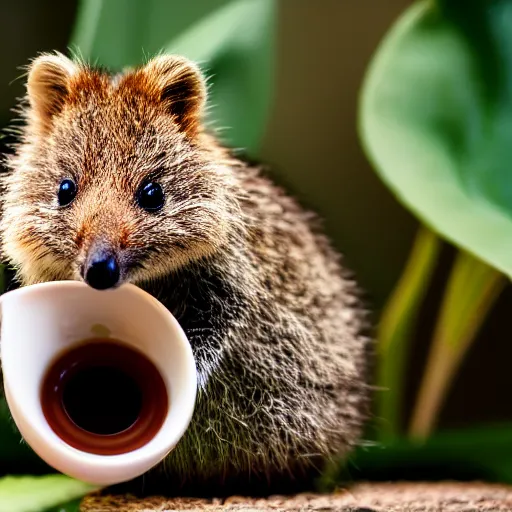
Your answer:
0;54;370;491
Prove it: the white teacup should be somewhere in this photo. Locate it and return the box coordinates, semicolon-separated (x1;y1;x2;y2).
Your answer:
0;281;197;486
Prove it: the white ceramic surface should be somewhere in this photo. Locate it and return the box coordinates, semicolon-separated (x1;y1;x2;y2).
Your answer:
0;281;197;486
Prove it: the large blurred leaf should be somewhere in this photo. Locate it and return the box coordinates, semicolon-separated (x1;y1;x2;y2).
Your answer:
71;0;276;156
360;0;512;277
0;475;95;512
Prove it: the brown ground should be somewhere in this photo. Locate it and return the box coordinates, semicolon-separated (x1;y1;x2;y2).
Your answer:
80;482;512;511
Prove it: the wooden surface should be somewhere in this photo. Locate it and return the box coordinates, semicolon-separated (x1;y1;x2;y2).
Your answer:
80;481;512;511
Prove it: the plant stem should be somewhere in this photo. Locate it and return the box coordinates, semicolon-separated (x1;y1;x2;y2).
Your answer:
376;225;442;442
408;250;506;440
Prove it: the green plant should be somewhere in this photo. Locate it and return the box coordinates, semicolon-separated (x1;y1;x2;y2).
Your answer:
323;0;512;483
360;0;512;442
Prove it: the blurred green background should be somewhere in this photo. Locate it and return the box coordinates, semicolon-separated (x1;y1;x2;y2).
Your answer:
3;0;512;509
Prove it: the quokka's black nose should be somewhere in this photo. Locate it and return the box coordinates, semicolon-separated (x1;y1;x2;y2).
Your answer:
84;254;120;290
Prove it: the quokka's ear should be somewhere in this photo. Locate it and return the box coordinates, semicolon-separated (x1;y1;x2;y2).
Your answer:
27;53;77;133
141;55;206;136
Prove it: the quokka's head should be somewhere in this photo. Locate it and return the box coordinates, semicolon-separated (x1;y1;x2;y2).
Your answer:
0;53;241;289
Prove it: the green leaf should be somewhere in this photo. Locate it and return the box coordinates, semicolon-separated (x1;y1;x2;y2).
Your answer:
340;424;512;485
409;250;506;439
70;0;276;156
0;475;96;512
360;0;512;278
376;226;442;441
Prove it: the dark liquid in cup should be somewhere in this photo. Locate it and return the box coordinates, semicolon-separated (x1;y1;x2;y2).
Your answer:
41;339;168;455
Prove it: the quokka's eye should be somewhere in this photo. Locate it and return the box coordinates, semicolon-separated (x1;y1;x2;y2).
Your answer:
136;182;165;212
58;178;77;207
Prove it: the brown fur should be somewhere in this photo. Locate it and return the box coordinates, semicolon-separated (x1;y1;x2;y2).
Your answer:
0;53;371;494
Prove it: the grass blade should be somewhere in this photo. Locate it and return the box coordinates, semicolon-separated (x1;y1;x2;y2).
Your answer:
376;225;442;441
409;250;506;439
